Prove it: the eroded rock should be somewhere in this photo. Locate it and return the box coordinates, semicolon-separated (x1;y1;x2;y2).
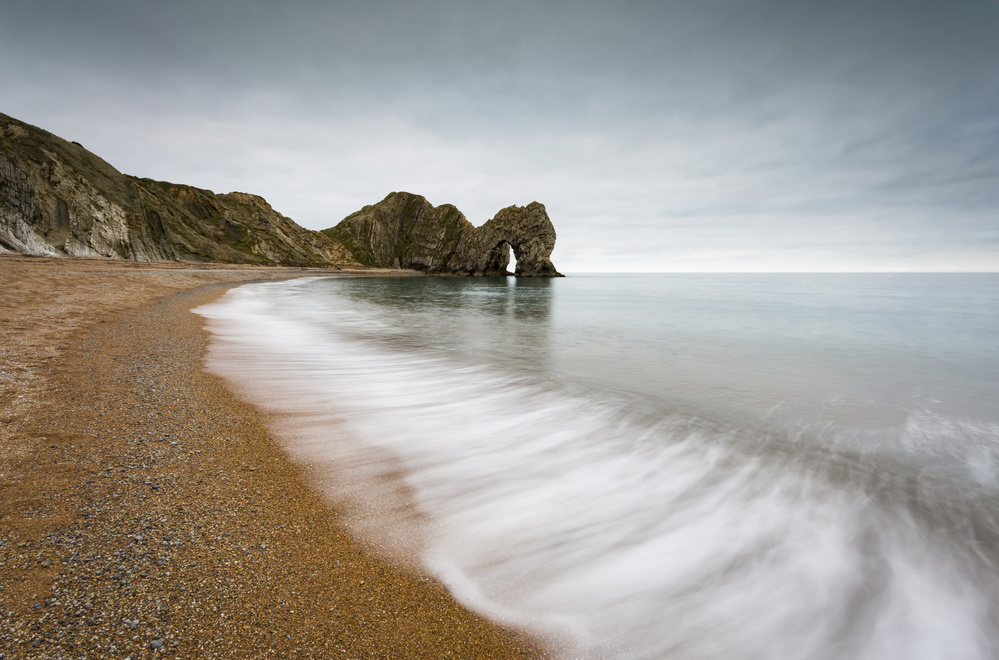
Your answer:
1;112;564;275
324;192;563;276
0;113;356;266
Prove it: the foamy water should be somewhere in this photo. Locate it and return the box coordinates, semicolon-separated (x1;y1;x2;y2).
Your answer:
195;274;999;659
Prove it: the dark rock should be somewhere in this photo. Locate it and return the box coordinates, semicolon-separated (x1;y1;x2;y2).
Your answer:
460;201;562;277
1;113;565;275
324;192;563;277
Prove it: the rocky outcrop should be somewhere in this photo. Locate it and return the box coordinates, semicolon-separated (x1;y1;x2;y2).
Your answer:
1;112;564;275
459;202;562;277
324;192;563;276
0;113;356;266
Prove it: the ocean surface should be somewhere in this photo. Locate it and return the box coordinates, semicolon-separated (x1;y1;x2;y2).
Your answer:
195;273;999;660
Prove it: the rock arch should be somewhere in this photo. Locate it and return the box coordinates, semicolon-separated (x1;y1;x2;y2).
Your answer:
473;202;561;277
326;192;564;277
483;240;515;275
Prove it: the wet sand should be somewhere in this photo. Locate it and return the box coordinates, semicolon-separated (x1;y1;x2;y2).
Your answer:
0;255;549;658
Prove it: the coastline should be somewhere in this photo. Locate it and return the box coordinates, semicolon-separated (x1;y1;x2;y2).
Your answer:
0;255;549;658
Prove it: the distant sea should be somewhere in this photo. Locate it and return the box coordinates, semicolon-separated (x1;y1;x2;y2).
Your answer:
196;273;999;660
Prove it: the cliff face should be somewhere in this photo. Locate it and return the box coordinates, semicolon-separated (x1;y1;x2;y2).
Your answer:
0;113;356;266
1;113;564;275
324;192;563;277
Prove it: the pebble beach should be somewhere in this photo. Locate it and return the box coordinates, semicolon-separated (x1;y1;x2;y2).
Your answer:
0;255;548;659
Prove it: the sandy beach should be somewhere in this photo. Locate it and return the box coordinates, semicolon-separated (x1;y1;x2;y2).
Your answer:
0;255;548;658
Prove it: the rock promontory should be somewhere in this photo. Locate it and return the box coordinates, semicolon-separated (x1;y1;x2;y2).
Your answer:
324;192;563;276
1;112;564;275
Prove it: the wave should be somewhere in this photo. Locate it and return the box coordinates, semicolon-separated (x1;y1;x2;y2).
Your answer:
195;279;999;660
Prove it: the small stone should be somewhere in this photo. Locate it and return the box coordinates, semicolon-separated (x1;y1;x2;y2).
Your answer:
149;639;164;649
40;559;52;568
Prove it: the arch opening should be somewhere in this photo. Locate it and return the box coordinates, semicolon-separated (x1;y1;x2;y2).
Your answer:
485;239;516;275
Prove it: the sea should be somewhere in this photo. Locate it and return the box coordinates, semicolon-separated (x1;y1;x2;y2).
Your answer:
195;273;999;660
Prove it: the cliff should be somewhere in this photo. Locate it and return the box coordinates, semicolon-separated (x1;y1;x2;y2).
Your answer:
1;113;564;275
324;192;563;277
0;113;356;266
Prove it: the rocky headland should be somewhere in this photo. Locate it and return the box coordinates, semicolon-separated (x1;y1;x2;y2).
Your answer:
325;191;562;277
1;113;563;276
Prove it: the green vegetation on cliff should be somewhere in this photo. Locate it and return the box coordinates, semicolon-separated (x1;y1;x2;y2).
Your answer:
324;192;562;277
0;113;356;267
1;112;563;275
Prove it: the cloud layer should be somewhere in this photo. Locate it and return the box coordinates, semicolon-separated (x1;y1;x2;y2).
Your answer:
4;0;997;270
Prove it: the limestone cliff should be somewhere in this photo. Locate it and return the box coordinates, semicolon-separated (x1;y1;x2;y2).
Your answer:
1;112;564;275
324;192;563;277
0;113;356;266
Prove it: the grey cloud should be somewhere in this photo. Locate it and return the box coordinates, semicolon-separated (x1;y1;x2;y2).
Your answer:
2;0;997;270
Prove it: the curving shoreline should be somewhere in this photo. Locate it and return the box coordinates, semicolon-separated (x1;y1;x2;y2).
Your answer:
0;255;549;658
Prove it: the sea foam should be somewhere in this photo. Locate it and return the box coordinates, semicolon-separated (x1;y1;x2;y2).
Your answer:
195;276;999;660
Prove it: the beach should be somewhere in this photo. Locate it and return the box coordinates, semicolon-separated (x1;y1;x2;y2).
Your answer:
0;255;548;658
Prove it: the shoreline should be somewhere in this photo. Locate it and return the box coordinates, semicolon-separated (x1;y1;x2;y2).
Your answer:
0;255;549;658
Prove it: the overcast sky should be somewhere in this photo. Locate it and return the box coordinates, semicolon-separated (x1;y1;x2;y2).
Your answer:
3;0;997;271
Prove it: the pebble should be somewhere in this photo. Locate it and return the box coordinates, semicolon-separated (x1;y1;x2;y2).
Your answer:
0;263;545;660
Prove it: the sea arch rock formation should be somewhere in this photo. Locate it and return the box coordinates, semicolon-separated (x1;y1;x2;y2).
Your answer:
478;202;562;277
1;112;564;274
323;192;563;277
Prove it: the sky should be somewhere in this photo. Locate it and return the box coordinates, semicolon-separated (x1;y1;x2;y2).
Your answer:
2;0;998;272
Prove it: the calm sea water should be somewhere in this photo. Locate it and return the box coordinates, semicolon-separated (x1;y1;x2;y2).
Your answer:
196;274;999;660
